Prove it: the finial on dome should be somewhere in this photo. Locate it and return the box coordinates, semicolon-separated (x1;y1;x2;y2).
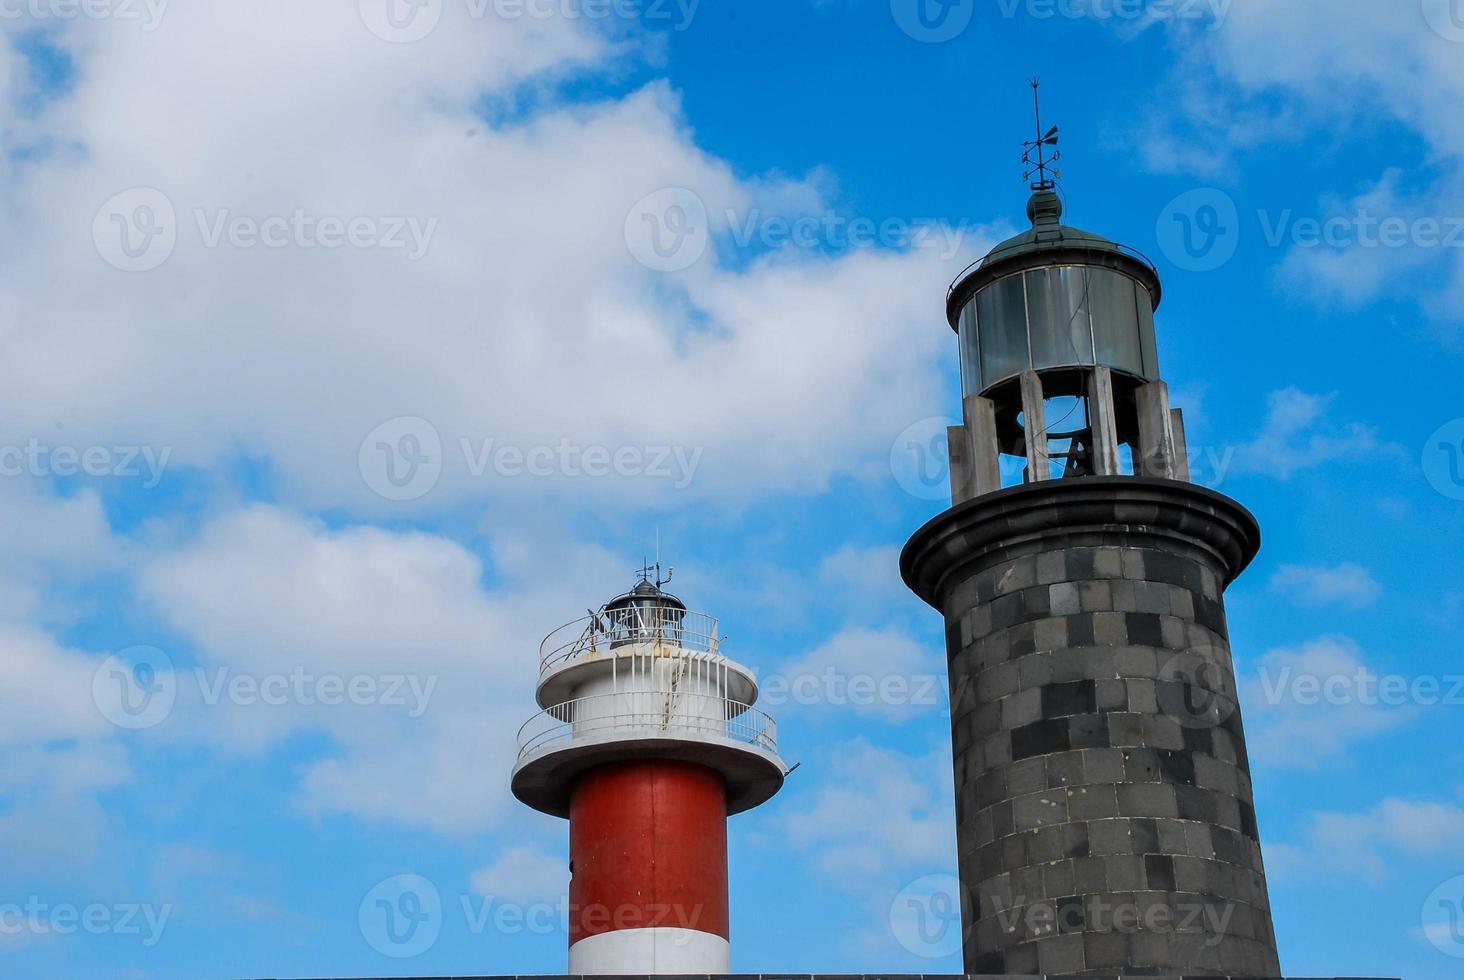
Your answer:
1027;188;1063;227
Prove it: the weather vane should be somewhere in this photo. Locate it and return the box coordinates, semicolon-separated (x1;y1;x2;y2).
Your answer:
635;557;674;590
1022;78;1061;192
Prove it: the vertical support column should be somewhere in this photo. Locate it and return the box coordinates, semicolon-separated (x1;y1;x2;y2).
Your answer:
966;393;1002;497
1019;370;1050;483
1087;367;1121;476
949;393;1004;504
947;425;973;504
1170;407;1192;481
1136;380;1178;479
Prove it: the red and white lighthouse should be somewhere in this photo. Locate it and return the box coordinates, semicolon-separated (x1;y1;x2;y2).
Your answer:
512;569;786;974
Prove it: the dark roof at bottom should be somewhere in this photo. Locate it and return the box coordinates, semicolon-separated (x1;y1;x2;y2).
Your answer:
257;966;1399;972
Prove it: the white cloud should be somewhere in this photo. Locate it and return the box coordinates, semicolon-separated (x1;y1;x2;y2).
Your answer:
1242;635;1414;768
139;504;623;834
1132;0;1464;322
1229;388;1394;479
772;625;944;723
782;738;953;882
0;480;135;875
1269;562;1381;608
470;846;568;904
0;742;131;874
1272;169;1445;310
1276;798;1464;880
816;543;907;609
0;623;114;746
0;6;977;516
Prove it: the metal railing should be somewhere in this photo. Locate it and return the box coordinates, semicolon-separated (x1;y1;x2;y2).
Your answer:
516;691;778;761
539;607;722;676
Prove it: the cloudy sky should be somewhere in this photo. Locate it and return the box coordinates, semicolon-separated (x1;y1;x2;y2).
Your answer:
2;0;1463;977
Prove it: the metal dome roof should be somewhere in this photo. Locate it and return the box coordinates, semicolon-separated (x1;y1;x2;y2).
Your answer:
945;189;1162;329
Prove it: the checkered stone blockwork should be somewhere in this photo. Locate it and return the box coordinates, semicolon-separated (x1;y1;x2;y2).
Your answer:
901;478;1278;977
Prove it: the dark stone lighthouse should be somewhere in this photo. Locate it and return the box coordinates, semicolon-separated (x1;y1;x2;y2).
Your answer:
900;109;1282;976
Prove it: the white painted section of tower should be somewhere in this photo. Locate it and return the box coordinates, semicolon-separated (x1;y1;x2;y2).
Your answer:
566;643;749;739
569;926;730;975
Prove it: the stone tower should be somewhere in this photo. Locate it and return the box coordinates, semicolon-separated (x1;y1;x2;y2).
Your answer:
899;124;1281;975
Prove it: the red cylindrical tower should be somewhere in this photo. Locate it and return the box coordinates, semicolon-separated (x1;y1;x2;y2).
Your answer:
512;572;785;974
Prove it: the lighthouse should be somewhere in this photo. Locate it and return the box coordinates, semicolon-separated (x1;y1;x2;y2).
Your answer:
900;88;1282;976
511;567;786;974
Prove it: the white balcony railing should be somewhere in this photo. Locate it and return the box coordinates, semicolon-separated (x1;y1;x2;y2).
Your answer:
516;691;778;762
539;607;722;676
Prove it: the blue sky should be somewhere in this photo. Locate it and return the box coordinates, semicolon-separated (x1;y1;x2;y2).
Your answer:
1;1;1463;978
